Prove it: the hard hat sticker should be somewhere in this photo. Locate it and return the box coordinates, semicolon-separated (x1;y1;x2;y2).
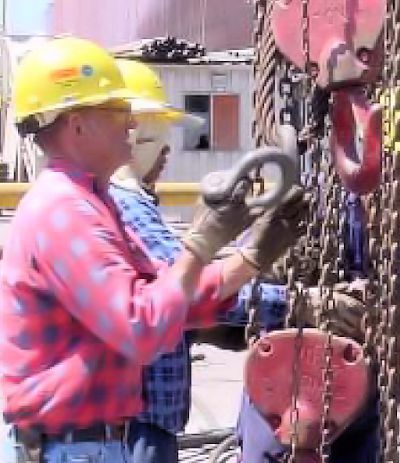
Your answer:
81;65;94;77
50;67;80;81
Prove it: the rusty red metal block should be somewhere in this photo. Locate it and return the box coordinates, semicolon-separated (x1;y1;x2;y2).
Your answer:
244;328;370;452
271;0;385;88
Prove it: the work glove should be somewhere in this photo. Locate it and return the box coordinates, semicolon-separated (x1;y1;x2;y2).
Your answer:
263;248;319;286
299;282;367;342
239;185;309;273
183;179;260;264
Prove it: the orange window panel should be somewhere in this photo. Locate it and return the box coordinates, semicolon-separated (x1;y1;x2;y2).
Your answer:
212;94;239;151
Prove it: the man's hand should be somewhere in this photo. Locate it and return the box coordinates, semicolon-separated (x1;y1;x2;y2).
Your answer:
239;185;309;273
183;179;260;264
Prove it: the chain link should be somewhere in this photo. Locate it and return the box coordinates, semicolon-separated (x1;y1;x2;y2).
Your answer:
373;0;400;460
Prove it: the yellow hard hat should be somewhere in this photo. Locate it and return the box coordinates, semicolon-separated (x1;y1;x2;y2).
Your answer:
116;59;202;126
13;37;135;131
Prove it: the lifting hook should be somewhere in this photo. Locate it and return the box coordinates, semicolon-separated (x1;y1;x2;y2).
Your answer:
330;87;382;195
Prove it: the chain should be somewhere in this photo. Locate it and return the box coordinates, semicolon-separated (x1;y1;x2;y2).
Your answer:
317;175;342;462
244;276;263;346
253;0;278;146
374;0;400;460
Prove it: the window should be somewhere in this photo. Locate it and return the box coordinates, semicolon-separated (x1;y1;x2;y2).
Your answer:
183;94;240;151
184;95;210;151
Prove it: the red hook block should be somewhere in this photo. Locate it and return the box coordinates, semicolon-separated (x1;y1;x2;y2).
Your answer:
244;329;370;451
330;88;382;195
271;0;384;88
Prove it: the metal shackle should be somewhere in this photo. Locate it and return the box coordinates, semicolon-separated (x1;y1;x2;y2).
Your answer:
201;144;297;210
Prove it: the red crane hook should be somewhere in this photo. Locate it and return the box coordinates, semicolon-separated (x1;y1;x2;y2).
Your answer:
330;87;382;195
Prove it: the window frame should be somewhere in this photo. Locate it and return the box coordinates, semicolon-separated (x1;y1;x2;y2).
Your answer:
182;92;240;152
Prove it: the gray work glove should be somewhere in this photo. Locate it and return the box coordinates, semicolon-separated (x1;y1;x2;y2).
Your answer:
262;248;319;286
239;185;309;273
183;180;260;264
303;283;367;342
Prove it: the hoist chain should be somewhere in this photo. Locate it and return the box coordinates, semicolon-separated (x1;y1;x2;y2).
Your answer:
294;0;338;460
244;276;263;346
374;0;400;460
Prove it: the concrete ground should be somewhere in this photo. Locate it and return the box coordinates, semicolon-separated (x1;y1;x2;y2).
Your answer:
178;342;246;462
186;343;246;435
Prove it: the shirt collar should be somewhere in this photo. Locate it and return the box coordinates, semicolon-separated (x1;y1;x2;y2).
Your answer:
47;158;99;193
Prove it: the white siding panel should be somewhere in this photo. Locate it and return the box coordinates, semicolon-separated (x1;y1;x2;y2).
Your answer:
147;64;254;220
161;150;243;182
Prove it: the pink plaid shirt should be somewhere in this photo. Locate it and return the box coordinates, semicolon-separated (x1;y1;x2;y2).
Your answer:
0;160;229;433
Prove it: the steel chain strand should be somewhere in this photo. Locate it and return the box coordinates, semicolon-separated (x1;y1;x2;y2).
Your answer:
252;3;307;459
386;119;400;461
390;159;400;463
387;1;400;457
253;0;278;147
375;1;399;459
244;276;263;346
364;8;386;463
284;0;338;459
316;161;342;463
243;0;266;348
286;2;318;459
300;0;340;456
373;165;388;463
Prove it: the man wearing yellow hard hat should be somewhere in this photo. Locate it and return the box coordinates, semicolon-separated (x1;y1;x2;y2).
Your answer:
0;37;308;463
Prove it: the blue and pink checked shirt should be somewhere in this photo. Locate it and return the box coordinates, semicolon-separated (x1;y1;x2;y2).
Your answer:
0;160;231;433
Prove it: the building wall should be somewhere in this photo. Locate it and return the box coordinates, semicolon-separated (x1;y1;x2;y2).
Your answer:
48;0;253;51
152;63;254;222
153;64;254;183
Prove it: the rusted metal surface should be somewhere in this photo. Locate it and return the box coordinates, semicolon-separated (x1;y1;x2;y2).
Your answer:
271;0;385;89
244;329;370;449
271;0;384;196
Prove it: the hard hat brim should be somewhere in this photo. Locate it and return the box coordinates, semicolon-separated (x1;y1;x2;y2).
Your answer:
129;98;204;128
15;88;138;124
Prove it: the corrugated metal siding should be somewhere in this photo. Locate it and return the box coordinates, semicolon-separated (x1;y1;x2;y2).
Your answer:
48;0;253;51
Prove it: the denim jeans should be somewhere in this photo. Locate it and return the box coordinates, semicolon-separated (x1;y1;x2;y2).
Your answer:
42;441;130;463
128;420;178;463
0;419;177;463
41;421;178;463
